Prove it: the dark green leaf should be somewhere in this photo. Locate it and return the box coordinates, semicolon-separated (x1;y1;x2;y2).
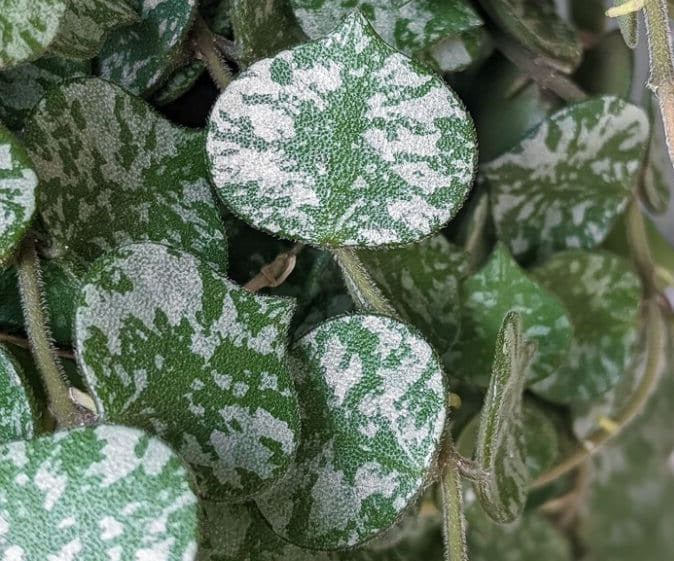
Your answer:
0;344;36;443
573;31;634;98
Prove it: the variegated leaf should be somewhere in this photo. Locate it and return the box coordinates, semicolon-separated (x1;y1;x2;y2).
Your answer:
23;78;227;272
152;60;205;105
474;311;535;523
207;12;477;249
477;0;582;72
453;243;572;386
359;235;467;368
484;96;649;262
0;56;89;131
427;26;492;73
256;314;447;549
0;0;68;69
0;425;198;559
98;0;198;95
230;0;307;66
530;250;641;405
51;0;139;59
0;125;37;265
0;345;35;443
75;242;300;499
290;0;482;63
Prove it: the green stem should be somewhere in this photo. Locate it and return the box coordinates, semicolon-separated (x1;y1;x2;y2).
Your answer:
332;248;399;318
643;0;674;172
16;238;81;429
193;17;232;90
441;449;469;561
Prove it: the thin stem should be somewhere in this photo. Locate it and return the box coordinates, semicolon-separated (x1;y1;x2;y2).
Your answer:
332;248;399;318
16;238;82;429
626;197;659;298
440;447;469;561
643;0;674;172
0;332;75;360
243;244;304;293
193;17;232;90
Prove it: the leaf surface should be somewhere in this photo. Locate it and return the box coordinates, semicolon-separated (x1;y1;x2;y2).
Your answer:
207;12;476;249
0;424;198;559
24;77;227;271
474;311;534;523
76;242;300;499
0;345;35;443
256;314;447;549
0;125;37;265
484;96;649;262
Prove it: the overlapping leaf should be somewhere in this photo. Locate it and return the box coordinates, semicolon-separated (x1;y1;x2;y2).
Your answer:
256;314;447;549
0;424;198;559
484;96;649;262
23;77;227;272
0;56;89;131
76;242;300;499
0;345;35;443
0;125;37;265
453;244;572;386
51;0;139;59
207;12;477;248
0;0;68;69
530;250;641;404
98;0;198;95
427;26;492;73
478;0;582;72
474;311;535;523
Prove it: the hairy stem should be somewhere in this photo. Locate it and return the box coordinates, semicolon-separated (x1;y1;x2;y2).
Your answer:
243;244;304;293
643;0;674;172
193;16;232;90
16;238;81;429
441;449;469;561
332;248;399;318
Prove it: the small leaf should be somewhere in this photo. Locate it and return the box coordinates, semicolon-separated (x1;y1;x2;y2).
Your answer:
256;314;447;549
0;424;198;558
474;311;535;523
573;31;634;98
230;0;307;66
0;0;68;70
478;0;582;72
152;60;205;106
0;124;37;265
613;0;638;48
290;0;482;63
0;55;89;131
23;77;227;272
640;95;672;214
484;96;649;262
207;12;477;249
359;235;467;368
453;243;572;386
530;250;641;405
427;26;493;73
76;242;300;499
0;345;36;443
51;0;139;60
98;0;199;95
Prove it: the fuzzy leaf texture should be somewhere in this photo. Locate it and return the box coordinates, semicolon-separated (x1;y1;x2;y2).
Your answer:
75;242;300;500
207;12;477;249
255;314;447;549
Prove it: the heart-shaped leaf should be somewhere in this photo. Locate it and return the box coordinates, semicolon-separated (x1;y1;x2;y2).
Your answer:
483;96;649;262
474;311;535;523
0;424;198;558
0;345;36;443
477;0;582;72
23;77;227;272
51;0;139;59
529;250;641;405
207;12;477;249
256;314;447;549
230;0;307;66
0;0;68;70
0;56;89;131
359;235;467;368
0;124;37;265
291;1;482;62
75;242;300;499
452;243;572;386
98;0;198;95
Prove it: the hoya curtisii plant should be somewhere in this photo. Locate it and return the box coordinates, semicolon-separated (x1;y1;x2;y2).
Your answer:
0;0;674;560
